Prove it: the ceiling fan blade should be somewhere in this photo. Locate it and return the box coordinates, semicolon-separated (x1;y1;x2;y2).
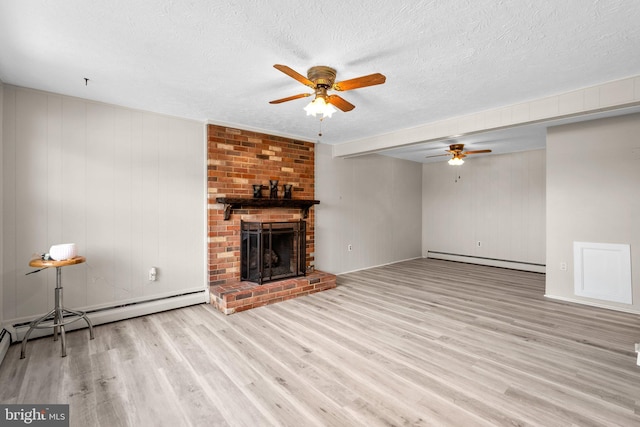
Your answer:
333;73;386;91
269;93;312;104
463;149;492;155
327;95;355;112
273;64;315;88
424;153;450;159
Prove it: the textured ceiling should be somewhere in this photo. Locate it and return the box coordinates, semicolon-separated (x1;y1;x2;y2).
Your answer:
1;1;639;162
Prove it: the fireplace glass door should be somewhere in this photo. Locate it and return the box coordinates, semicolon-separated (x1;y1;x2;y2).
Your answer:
241;220;306;284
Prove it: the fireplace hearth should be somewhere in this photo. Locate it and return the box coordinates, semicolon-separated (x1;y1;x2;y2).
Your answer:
241;220;306;284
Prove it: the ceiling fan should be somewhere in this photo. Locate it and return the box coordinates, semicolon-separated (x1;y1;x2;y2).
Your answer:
269;64;386;118
425;143;492;165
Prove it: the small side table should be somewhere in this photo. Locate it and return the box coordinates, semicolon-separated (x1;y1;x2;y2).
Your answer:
21;256;95;359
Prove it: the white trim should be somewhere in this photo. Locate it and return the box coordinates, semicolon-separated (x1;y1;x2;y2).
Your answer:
0;329;11;368
336;257;422;276
544;293;640;316
426;252;546;273
6;287;206;324
9;291;207;342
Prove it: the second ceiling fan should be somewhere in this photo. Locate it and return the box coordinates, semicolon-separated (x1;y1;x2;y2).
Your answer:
426;144;492;165
269;64;386;118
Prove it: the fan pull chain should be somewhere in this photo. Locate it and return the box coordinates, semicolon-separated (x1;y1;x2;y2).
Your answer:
318;118;323;137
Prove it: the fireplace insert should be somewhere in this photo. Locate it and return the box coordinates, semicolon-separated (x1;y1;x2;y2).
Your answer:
241;220;306;284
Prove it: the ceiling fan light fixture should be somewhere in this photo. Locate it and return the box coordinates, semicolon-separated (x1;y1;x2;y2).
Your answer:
425;143;492;164
448;156;464;166
304;96;336;119
270;64;385;118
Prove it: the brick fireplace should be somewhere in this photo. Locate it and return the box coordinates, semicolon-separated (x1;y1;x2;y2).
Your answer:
207;124;336;314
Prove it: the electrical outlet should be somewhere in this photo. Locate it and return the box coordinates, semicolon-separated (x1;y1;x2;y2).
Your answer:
149;267;157;281
560;262;567;271
348;244;353;252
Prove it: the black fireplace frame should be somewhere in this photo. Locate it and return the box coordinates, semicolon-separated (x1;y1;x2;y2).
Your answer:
240;220;306;284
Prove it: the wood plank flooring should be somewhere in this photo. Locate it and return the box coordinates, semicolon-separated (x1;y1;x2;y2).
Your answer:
1;258;639;426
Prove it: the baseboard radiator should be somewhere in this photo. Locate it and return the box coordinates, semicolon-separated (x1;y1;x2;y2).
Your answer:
426;251;546;273
7;289;207;343
0;328;11;367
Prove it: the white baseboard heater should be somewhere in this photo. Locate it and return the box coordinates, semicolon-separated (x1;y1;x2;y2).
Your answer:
0;328;11;367
427;251;546;273
8;289;207;343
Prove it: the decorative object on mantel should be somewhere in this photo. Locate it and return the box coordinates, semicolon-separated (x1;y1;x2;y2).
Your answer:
253;184;263;198
284;184;293;199
216;197;320;220
269;180;279;199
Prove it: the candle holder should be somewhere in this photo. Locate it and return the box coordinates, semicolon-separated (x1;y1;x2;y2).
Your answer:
252;184;263;198
269;180;279;199
283;184;293;199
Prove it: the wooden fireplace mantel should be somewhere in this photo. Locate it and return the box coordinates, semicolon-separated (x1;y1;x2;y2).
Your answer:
216;197;320;220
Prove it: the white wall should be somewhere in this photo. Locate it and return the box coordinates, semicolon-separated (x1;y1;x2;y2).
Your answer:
2;86;206;327
546;113;640;314
422;150;546;269
0;80;7;365
315;144;422;274
0;81;4;326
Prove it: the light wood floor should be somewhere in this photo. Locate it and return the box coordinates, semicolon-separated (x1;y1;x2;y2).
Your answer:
1;258;639;426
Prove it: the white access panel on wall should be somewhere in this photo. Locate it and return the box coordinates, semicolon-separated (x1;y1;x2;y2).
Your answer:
573;242;632;304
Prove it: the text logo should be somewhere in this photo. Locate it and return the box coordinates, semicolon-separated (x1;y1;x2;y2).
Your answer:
0;405;69;427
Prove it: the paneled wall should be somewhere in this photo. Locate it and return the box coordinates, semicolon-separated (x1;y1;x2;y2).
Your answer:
0;82;4;328
2;86;206;325
546;113;640;314
422;150;546;268
315;144;422;274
